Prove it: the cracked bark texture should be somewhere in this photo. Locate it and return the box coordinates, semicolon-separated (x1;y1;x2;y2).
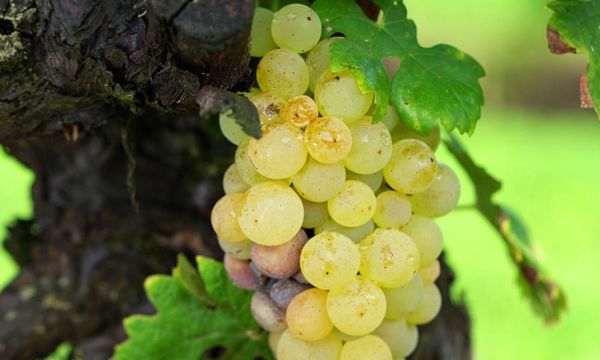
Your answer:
0;0;470;359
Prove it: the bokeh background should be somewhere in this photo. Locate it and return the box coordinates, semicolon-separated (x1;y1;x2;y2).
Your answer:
1;0;599;359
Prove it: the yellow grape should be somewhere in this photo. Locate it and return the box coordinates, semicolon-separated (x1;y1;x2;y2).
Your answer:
383;274;424;320
304;116;353;164
271;4;321;54
344;117;393;174
406;283;442;325
373;190;412;228
301;199;329;229
256;48;309;100
401;215;443;267
379;104;399;132
251;92;286;127
409;163;460;217
315;218;374;244
315;70;374;123
219;111;248;145
339;335;392;360
373;319;419;359
268;331;283;354
326;278;386;336
248;123;307;179
306;38;339;92
235;138;270;185
292;156;345;202
238;182;303;246
346;170;384;193
383;139;437;194
281;95;318;128
210;193;247;242
277;330;342;360
327;180;376;227
222;164;250;195
419;260;441;285
359;228;420;288
300;232;360;290
391;121;441;152
217;237;251;260
286;288;333;341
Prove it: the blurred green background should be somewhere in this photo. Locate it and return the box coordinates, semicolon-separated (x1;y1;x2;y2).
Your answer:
2;0;599;359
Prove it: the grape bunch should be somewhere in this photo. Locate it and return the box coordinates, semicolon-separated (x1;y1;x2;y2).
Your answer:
211;4;460;359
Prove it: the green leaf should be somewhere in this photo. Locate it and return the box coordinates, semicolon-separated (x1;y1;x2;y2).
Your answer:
114;256;272;360
312;0;485;135
444;135;567;324
548;0;600;115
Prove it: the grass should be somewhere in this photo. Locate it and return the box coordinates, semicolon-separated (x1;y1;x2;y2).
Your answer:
1;110;599;359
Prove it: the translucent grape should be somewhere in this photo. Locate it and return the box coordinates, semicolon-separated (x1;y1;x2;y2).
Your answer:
406;284;442;325
379;105;399;132
315;218;374;243
248;123;307;179
219;111;248;145
306;37;339;92
304;116;352;164
391;122;441;151
251;229;307;279
301;199;329;228
326;278;386;336
401;216;443;267
235;138;271;185
250;7;277;57
383;139;437;194
315;70;374;123
217;237;251;260
223;164;250;194
419;260;441;285
327;180;376;227
210;193;247;242
409;163;460;217
251;92;286;127
286;288;333;341
373;190;412;228
251;291;287;332
256;49;309;100
344;118;393;174
300;232;360;290
281;95;318;127
271;4;322;54
292;157;345;202
339;335;392;360
346;170;384;192
238;182;304;246
277;330;342;360
223;255;255;290
359;228;420;288
383;274;424;320
373;319;419;359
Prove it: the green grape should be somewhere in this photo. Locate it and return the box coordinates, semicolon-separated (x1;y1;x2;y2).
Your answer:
235;138;271;185
339;335;392;360
419;260;440;285
301;199;329;229
390;122;441;151
344;117;393;174
406;283;442;325
327;180;376;227
359;228;420;288
268;331;283;354
219;111;248;145
401;216;443;267
256;48;309;100
210;193;247;242
331;328;359;342
373;190;412;228
292;156;345;202
306;37;339;92
379;105;399;132
251;92;286;127
383;274;424;320
315;218;374;243
383;139;437;195
373;319;419;359
250;7;277;57
217;237;251;260
304;116;353;164
300;232;360;290
238;182;303;246
271;4;322;54
281;95;318;128
315;70;374;123
286;288;333;341
277;330;342;360
326;278;386;336
223;164;250;194
409;163;460;217
248;123;307;179
346;170;384;193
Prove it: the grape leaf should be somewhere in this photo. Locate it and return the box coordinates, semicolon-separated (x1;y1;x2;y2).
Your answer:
444;135;567;324
114;256;272;360
312;0;485;135
548;0;600;115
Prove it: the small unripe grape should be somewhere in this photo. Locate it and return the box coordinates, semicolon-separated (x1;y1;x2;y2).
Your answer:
210;193;247;242
286;288;333;341
250;7;277;57
301;199;329;229
306;38;339;92
219;111;248;145
223;164;250;195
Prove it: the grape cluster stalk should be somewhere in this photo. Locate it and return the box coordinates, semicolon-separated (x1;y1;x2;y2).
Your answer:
211;4;460;359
